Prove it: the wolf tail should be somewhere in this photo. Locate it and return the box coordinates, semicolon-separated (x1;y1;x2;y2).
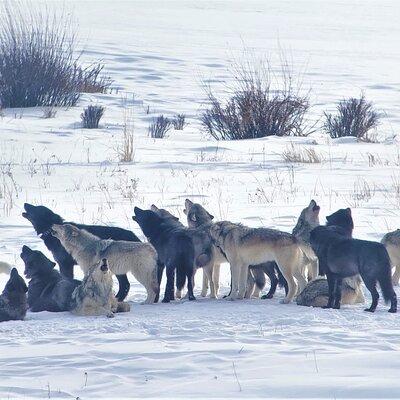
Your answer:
0;261;12;274
378;253;396;304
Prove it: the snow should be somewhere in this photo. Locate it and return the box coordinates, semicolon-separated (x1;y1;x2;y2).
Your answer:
1;0;400;398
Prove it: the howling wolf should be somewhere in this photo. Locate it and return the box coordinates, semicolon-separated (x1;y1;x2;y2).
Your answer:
71;259;130;317
52;224;159;304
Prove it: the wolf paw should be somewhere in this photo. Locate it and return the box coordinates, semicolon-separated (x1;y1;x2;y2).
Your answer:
388;308;397;313
107;312;115;318
364;307;375;312
261;293;273;300
280;298;291;304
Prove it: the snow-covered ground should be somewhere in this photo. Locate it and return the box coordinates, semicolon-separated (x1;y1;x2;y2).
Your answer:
1;0;400;398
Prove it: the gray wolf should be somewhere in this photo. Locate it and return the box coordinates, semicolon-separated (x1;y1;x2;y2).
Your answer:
0;261;12;275
296;275;365;307
381;229;400;285
51;224;159;304
71;258;130;317
22;203;139;301
150;204;219;299
21;245;80;312
0;268;28;322
209;221;306;302
133;207;205;302
310;225;397;313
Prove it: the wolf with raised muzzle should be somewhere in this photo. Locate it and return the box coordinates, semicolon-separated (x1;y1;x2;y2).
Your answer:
71;258;130;317
51;224;159;304
209;221;306;302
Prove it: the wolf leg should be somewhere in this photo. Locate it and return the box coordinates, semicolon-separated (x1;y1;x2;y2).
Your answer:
275;255;298;304
186;269;196;301
203;264;215;298
333;277;342;309
293;269;308;295
363;278;379;312
59;260;74;279
116;274;130;302
162;264;175;303
392;266;400;286
212;263;220;298
323;271;335;309
237;264;248;300
201;269;209;297
245;269;255;299
225;262;240;300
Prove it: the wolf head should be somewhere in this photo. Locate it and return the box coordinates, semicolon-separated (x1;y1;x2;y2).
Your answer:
208;221;234;249
22;203;63;235
2;268;28;296
87;258;112;285
326;208;353;236
51;223;82;243
132;207;164;239
150;204;180;223
183;199;214;228
20;245;57;279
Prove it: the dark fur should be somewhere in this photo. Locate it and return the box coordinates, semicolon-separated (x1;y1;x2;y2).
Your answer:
0;268;28;322
310;225;397;313
326;208;353;237
22;203;139;301
21;245;81;312
133;207;197;303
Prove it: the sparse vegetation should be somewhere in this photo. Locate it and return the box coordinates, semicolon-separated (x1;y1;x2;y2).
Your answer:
0;3;111;108
201;53;312;140
81;105;105;129
149;115;172;138
172;114;187;130
116;106;135;162
282;143;323;163
323;95;380;140
42;107;57;119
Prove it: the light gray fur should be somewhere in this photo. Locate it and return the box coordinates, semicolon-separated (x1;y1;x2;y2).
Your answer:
0;261;12;275
382;229;400;285
52;224;159;304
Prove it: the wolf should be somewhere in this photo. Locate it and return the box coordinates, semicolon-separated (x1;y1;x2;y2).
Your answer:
0;268;28;322
51;224;159;304
310;225;397;313
150;204;218;299
21;245;80;312
325;207;354;237
296;276;365;307
133;207;204;302
381;229;400;285
22;203;140;301
0;261;12;275
209;221;306;302
71;258;130;317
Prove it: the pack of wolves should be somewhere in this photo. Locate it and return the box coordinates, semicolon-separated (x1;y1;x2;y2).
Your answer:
0;199;399;322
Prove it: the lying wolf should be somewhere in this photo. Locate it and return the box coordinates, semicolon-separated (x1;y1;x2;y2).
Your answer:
0;268;28;322
22;203;139;301
0;261;12;275
52;224;159;304
71;259;130;317
209;221;306;302
150;204;219;299
310;225;397;313
21;245;80;312
296;276;364;307
381;229;400;285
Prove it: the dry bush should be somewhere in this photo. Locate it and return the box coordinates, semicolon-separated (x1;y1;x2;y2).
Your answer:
282;143;323;163
201;53;312;140
81;105;105;129
149;115;172;138
116;107;135;162
323;95;380;140
42;107;57;119
0;3;111;108
172;114;186;130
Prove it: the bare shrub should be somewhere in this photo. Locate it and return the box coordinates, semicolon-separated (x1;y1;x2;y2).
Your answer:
323;95;380;140
42;107;57;119
0;3;111;108
149;115;172;138
200;53;312;140
282;143;323;164
172;114;186;130
116;106;135;162
81;105;105;129
77;63;112;94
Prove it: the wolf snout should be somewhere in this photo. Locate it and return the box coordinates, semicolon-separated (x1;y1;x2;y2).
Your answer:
100;259;109;272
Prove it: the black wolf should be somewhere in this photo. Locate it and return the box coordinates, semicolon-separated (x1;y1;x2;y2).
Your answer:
22;203;139;301
133;207;201;303
0;268;28;322
310;225;397;313
21;245;80;312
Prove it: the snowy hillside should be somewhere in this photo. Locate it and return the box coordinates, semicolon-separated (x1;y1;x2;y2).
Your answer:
1;0;400;398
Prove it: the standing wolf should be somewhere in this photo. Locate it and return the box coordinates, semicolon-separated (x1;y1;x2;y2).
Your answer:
0;268;28;322
22;203;139;301
381;229;400;285
71;259;130;317
209;221;306;302
51;224;159;304
310;225;397;313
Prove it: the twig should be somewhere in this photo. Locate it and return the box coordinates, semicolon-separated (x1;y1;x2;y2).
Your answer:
232;361;242;392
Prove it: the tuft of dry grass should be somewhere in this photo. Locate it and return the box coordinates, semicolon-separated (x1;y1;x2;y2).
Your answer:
116;106;135;162
282;143;324;163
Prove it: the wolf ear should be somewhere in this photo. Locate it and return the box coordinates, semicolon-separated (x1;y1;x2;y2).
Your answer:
190;213;197;222
208;212;214;220
183;208;187;215
150;204;159;212
10;268;18;277
346;208;352;216
71;226;80;237
51;261;56;268
309;199;316;208
132;215;137;222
